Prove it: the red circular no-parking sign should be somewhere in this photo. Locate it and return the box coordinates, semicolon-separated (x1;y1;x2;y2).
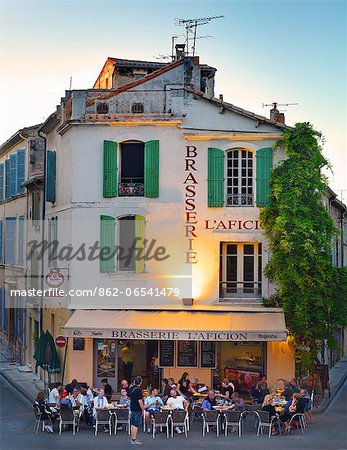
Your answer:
55;335;66;348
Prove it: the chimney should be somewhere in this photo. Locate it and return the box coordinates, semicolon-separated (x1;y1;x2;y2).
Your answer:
175;43;186;60
219;94;224;102
269;102;285;124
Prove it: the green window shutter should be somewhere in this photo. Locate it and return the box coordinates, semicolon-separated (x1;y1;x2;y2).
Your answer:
0;163;4;201
256;147;273;206
103;141;118;197
46;150;56;203
144;140;159;197
207;148;224;207
16;149;25;194
9;154;17;197
5;159;10;198
100;215;115;273
135;215;145;273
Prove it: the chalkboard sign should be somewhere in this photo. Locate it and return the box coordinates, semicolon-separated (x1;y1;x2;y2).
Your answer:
73;337;85;351
159;340;175;367
200;341;216;368
177;341;197;367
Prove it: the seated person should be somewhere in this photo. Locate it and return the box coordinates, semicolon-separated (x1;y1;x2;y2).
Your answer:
290;378;300;393
119;388;130;408
167;389;189;434
300;388;313;424
81;388;93;426
250;384;265;404
230;392;245;412
166;389;189;410
69;387;84;414
262;394;278;435
33;392;57;433
282;381;294;401
101;378;113;403
65;379;78;395
201;390;217;411
144;388;163;433
120;379;130;395
280;393;307;432
93;388;109;413
257;375;269;392
48;382;62;406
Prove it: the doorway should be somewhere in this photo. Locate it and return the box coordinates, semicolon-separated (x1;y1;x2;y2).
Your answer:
93;339;118;391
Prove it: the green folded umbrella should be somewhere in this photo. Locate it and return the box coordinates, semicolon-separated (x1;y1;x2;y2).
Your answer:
42;331;61;374
33;331;46;369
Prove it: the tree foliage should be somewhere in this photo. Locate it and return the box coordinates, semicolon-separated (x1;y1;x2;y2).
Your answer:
260;122;347;368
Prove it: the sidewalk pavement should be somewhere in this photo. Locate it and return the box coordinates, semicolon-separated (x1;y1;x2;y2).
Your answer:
314;354;347;413
1;352;347;410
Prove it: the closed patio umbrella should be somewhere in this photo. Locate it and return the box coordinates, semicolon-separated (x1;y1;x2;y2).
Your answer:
33;331;46;369
42;331;61;374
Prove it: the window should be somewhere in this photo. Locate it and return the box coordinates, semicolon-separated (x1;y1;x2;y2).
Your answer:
219;242;262;300
32;192;40;221
226;149;254;206
97;103;109;114
118;216;135;271
131;103;144;113
0;163;4;201
4;217;16;265
99;214;145;273
119;141;145;196
31;251;39;290
18;216;24;266
0;221;2;263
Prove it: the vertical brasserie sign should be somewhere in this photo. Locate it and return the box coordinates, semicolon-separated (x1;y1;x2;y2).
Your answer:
184;145;198;264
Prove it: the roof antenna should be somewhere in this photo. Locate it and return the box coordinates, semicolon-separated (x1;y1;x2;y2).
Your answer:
174;16;224;56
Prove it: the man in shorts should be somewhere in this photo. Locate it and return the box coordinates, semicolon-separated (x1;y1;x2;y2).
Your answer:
129;376;144;445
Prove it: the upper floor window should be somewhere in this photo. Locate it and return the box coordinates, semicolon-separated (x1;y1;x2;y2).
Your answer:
103;140;159;198
219;242;262;301
226;149;254;207
119;141;145;197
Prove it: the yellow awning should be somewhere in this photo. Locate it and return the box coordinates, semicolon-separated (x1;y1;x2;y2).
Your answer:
64;309;287;342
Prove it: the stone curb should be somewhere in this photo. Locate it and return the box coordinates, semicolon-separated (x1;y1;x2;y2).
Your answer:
0;368;35;404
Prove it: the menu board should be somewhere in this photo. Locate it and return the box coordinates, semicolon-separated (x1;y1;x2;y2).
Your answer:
177;341;198;367
200;341;216;368
159;340;175;367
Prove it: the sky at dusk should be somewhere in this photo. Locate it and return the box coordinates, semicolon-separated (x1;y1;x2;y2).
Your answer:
0;0;346;197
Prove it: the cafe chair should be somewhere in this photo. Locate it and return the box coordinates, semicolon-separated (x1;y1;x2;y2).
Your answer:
191;405;202;426
58;409;79;435
33;407;49;434
254;411;279;438
202;410;220;437
224;410;242;437
288;413;305;435
94;409;112;436
113;409;131;435
171;410;189;437
150;411;171;439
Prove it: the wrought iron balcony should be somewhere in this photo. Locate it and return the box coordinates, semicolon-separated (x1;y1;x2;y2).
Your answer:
219;281;262;300
226;193;254;207
118;178;144;196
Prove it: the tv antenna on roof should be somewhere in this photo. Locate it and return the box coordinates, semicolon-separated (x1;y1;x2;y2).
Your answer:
262;102;298;110
174;15;224;56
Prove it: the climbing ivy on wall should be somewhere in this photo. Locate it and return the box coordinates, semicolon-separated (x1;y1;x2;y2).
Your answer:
260;122;347;373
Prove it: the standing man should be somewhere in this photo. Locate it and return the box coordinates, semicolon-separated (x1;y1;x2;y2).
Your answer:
121;342;134;383
101;378;113;402
129;376;144;445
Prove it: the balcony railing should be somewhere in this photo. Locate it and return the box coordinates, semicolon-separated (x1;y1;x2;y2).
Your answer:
219;281;262;300
226;193;254;207
118;178;144;196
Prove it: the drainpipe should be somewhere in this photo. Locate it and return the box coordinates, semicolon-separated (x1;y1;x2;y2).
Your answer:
37;129;47;335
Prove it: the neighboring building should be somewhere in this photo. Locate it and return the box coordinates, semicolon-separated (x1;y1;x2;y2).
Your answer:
322;188;347;366
0;125;40;365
